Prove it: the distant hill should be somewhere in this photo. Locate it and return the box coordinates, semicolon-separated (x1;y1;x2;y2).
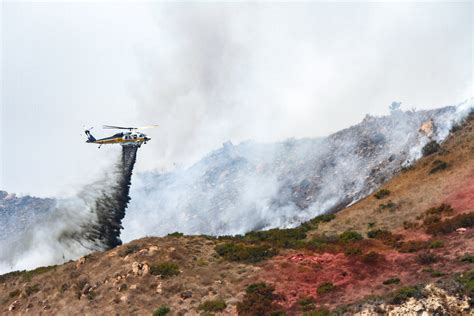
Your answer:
0;107;472;314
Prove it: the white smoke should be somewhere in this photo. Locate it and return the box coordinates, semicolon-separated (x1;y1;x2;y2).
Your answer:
0;150;133;274
121;101;472;242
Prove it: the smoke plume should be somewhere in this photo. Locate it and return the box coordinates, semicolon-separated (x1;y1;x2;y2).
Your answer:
121;102;472;241
0;146;138;273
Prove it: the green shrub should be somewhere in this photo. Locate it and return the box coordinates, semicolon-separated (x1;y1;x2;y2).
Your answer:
59;283;68;293
430;270;445;277
422;141;440;156
367;229;389;239
379;201;397;211
339;231;363;243
367;229;402;247
429;240;444;249
374;189;390;199
25;284;40;296
460;254;474;264
305;308;331;316
8;289;20;298
118;283;128;292
198;298;227;312
298;296;316;312
383;278;400;285
425;204;454;215
430;160;448;174
152;307;170;316
459;270;474;299
237;283;282;315
416;252;438;265
243;227;307;249
391;286;422;304
317;282;335;295
403;221;417;230
149;262;180;278
0;265;58;283
422;268;445;277
306;235;338;252
311;213;336;223
215;243;277;263
397;240;429;253
87;290;97;300
423;215;441;226
167;232;184;237
344;247;362;256
426;212;474;235
119;244;140;257
362;251;385;265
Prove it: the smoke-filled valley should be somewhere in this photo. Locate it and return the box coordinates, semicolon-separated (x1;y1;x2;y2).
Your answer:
0;101;471;274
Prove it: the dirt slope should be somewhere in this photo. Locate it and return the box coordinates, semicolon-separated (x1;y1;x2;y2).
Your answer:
0;113;473;315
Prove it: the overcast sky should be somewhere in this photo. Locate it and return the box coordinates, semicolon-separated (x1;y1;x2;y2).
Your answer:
1;1;472;197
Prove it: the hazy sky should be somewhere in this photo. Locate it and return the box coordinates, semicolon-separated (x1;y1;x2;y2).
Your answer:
1;1;472;197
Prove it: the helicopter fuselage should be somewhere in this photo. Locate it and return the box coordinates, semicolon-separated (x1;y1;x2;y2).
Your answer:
86;131;151;147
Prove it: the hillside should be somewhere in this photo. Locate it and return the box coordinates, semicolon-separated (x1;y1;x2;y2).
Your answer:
0;111;473;315
2;106;465;275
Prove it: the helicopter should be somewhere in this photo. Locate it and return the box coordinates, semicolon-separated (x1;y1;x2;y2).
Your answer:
84;125;158;148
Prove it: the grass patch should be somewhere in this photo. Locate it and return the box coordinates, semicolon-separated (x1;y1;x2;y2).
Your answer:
149;262;180;278
374;189;390;199
198;298;227;312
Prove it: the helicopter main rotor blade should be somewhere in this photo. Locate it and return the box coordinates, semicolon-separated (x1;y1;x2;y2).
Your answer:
135;125;159;130
102;125;136;130
102;124;159;130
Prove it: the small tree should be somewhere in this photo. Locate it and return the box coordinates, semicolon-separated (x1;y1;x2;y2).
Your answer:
389;101;402;113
